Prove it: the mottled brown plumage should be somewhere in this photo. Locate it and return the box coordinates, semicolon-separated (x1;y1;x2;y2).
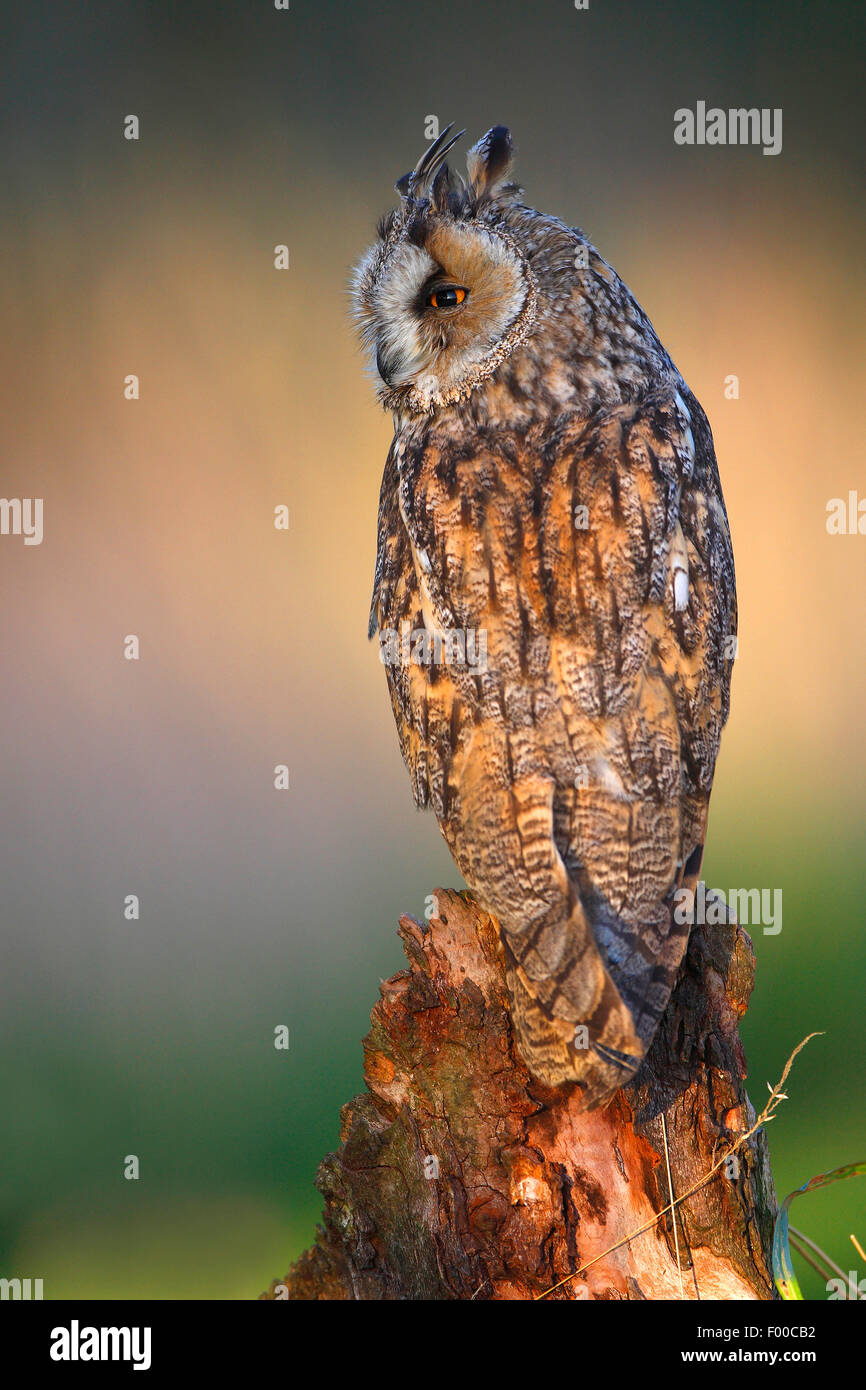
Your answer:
354;126;736;1107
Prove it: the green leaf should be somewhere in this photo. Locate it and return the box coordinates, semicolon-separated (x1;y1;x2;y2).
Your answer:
772;1162;866;1300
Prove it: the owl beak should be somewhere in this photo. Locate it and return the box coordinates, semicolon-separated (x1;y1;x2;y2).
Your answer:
376;345;396;387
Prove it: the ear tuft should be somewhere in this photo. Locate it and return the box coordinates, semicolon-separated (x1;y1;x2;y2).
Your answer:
466;126;514;199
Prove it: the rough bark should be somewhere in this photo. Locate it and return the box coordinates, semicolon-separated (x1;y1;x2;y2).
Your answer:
261;889;778;1301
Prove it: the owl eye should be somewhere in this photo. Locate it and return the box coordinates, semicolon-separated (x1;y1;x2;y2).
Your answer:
426;285;468;309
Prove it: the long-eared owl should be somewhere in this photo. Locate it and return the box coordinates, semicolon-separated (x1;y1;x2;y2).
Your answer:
353;126;736;1107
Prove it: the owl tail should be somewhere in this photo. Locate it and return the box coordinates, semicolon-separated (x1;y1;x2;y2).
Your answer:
500;831;707;1107
501;910;648;1109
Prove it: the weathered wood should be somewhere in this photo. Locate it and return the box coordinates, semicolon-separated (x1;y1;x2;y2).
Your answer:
261;889;778;1301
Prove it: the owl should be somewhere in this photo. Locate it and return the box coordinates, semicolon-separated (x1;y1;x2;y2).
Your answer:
353;125;736;1107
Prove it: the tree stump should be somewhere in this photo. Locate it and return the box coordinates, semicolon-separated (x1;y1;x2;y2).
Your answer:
261;888;778;1300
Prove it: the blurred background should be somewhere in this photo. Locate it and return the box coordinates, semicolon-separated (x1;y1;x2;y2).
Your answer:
0;0;863;1299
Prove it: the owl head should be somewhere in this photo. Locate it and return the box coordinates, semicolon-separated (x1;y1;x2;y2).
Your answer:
353;125;546;416
353;125;668;419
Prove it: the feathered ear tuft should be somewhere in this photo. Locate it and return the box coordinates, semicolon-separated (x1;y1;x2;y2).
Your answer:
430;162;468;214
396;123;466;201
466;126;514;200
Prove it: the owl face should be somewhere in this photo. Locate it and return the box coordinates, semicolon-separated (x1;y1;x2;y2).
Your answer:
355;125;670;421
353;126;539;415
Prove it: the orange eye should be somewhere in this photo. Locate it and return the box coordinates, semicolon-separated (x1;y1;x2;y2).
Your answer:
426;285;468;309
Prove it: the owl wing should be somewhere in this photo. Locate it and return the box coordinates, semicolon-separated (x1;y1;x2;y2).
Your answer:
369;440;434;809
370;386;736;1103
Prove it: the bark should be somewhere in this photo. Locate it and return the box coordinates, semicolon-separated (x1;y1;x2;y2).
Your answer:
261;889;778;1301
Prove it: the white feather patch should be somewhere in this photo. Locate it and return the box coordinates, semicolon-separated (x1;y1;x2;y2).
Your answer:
669;521;691;613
